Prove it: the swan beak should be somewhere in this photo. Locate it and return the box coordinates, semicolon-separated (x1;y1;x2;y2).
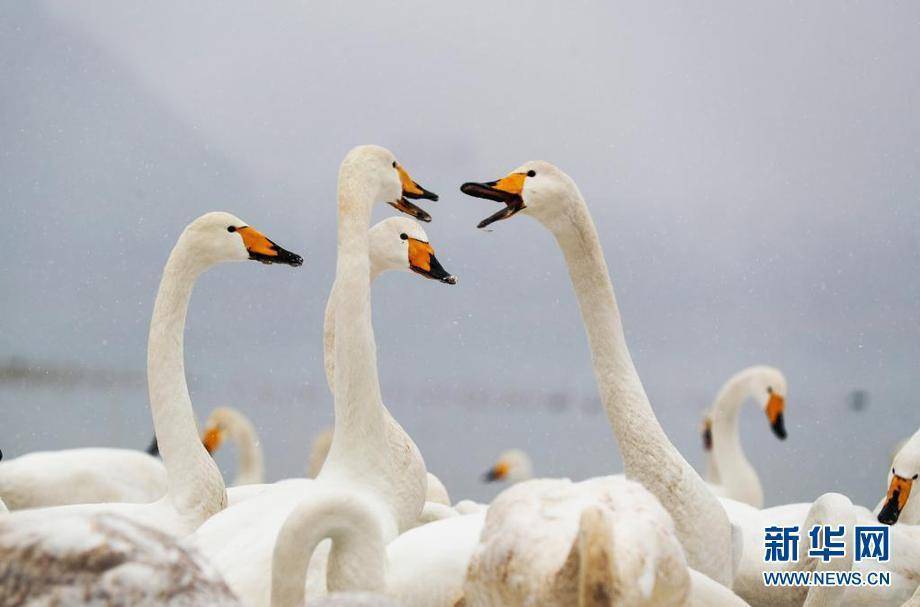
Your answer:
237;226;303;267
460;172;528;229
701;419;713;451
202;426;224;454
766;393;787;440
408;238;457;284
482;461;509;482
389;164;438;222
878;474;915;525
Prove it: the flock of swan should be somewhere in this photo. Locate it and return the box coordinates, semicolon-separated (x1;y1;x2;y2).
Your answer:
0;145;917;607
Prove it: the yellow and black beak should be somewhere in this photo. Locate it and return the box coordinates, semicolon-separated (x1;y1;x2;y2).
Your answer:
389;163;439;223
202;426;224;454
460;171;529;229
765;392;787;440
482;461;509;483
878;472;916;525
408;238;457;284
701;419;714;451
234;226;303;267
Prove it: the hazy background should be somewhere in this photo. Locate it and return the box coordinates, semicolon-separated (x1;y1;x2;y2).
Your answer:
1;1;918;506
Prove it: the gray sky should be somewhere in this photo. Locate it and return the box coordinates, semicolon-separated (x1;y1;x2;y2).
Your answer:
1;1;919;505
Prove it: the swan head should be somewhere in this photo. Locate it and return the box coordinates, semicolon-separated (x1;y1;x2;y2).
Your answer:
878;436;920;525
342;145;438;222
179;212;303;267
460;161;572;229
201;407;255;454
369;217;457;284
482;448;533;483
748;367;788;440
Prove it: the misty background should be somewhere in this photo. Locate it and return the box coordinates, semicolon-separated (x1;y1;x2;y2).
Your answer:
1;2;918;506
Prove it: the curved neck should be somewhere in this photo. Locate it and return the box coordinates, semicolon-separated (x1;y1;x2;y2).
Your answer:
536;187;731;584
147;245;226;522
709;371;764;507
794;494;854;607
270;494;386;607
227;413;264;485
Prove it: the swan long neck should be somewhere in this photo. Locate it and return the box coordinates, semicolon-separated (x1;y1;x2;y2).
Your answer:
227;412;264;486
147;244;226;522
322;260;386;395
710;369;764;507
539;185;731;584
270;493;386;607
325;161;386;464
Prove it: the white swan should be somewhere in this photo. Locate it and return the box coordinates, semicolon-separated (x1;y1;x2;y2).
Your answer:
460;161;735;583
481;448;534;484
3;212;302;537
307;427;335;478
188;147;453;607
878;426;920;526
0;446;167;510
202;406;265;486
701;366;789;508
0;511;242;606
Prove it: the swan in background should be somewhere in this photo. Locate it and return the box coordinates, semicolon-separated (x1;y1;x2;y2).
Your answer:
202;406;265;486
3;212;302;538
878;426;920;526
188;147;454;607
0;512;242;606
461;162;735;584
700;366;789;508
481;448;534;484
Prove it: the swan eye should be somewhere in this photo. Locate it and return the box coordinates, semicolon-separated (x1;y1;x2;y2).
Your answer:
914;474;919;480
227;226;237;233
893;468;897;475
392;161;397;168
526;170;536;177
400;233;408;240
766;386;773;394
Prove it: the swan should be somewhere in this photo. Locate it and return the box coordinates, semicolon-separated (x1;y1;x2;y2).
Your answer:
201;406;265;486
187;146;454;607
878;426;920;526
481;448;534;484
463;476;748;606
308;427;335;478
700;366;789;508
3;212;302;537
460;161;735;584
0;447;167;510
0;511;242;606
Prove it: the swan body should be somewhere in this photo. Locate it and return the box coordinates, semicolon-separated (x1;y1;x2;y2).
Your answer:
0;511;241;606
202;406;265;486
460;161;734;584
188;147;451;607
702;366;789;508
1;213;302;538
0;448;167;510
464;476;692;607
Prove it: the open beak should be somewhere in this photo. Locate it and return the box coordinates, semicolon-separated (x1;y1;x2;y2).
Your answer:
237;226;303;266
766;393;787;440
202;426;224;454
389;164;438;222
408;238;457;284
482;461;509;483
878;474;914;525
701;420;713;451
460;172;528;229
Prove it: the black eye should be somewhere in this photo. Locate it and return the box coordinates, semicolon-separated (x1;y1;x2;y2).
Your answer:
400;233;408;240
893;468;897;475
914;474;919;480
227;226;237;233
393;161;397;168
526;170;536;177
766;386;773;394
